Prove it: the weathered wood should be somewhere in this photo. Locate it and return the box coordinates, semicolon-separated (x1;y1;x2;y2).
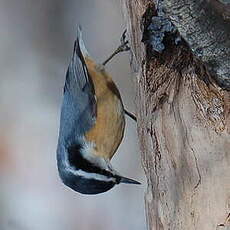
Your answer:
122;0;230;229
162;0;230;90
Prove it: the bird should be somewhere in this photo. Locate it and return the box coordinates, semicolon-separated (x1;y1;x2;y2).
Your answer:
56;27;140;195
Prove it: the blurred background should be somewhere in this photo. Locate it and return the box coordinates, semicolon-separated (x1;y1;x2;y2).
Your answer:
0;0;146;230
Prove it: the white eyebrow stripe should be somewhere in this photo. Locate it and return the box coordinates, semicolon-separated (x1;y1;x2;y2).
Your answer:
68;167;116;182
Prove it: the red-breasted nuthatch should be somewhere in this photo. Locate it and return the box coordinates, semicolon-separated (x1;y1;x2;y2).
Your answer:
56;27;140;195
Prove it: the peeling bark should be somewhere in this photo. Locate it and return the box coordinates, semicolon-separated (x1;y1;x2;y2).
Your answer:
122;0;230;229
162;0;230;90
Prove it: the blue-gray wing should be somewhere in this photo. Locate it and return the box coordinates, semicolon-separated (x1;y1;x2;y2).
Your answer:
59;35;96;143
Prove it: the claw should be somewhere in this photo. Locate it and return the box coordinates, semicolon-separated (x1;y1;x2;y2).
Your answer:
120;29;127;44
119;29;130;52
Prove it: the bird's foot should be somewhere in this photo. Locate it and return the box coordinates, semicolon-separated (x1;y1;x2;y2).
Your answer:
102;29;130;66
118;29;130;52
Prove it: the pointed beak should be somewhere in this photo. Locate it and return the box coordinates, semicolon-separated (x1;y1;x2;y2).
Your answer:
119;176;141;185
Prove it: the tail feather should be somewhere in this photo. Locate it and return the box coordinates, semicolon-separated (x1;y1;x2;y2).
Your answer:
64;26;93;94
76;25;90;58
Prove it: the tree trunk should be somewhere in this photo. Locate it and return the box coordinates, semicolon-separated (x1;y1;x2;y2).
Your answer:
122;0;230;229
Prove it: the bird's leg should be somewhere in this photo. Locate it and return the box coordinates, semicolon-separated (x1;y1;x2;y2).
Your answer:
102;30;130;66
102;30;137;122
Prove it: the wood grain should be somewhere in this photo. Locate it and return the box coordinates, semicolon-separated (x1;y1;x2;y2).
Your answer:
123;0;230;229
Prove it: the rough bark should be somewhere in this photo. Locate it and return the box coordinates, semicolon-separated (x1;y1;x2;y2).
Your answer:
162;0;230;90
122;0;230;229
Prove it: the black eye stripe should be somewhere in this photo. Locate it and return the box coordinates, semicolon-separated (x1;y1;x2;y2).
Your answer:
68;144;117;179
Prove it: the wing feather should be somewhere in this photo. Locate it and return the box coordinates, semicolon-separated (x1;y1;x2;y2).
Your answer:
59;27;96;142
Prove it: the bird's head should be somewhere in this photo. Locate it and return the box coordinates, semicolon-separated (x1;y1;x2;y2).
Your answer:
57;143;140;195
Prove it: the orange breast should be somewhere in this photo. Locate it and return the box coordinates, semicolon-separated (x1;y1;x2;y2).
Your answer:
84;57;125;160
